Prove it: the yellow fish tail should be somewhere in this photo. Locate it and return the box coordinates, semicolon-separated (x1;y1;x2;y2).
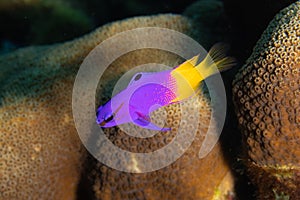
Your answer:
170;43;235;103
195;43;236;79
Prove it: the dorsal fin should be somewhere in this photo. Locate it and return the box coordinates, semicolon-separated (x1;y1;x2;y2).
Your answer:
174;54;200;71
194;43;236;79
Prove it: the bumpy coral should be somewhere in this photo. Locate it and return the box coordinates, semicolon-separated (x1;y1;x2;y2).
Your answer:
93;84;233;199
0;46;86;199
91;28;234;200
0;13;235;200
0;76;84;199
232;2;300;199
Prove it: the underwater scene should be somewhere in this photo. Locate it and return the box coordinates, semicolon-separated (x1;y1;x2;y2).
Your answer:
0;0;299;199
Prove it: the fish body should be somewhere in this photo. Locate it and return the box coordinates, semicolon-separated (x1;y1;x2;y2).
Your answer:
96;70;176;131
96;44;234;131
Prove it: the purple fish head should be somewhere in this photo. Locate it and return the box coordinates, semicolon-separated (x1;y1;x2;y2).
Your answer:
96;100;117;127
96;90;131;128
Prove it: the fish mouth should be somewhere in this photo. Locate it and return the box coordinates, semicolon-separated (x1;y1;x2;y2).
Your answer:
96;117;106;126
100;121;106;126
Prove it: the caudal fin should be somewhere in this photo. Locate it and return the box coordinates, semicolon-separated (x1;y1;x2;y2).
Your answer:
195;43;236;79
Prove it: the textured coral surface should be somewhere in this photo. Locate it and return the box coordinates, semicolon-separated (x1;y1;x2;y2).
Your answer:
0;77;84;199
92;49;232;199
233;2;300;199
0;45;85;200
89;12;234;199
0;13;235;200
93;111;231;200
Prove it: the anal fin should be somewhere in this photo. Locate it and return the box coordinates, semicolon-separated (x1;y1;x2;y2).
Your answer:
133;112;170;132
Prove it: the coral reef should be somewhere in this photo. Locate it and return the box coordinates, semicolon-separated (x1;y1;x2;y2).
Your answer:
0;45;85;199
92;48;234;199
232;1;300;199
86;8;237;199
0;76;84;199
0;58;83;199
92;140;232;200
0;13;235;199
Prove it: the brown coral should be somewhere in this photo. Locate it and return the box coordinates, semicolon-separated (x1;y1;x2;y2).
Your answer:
0;45;86;199
93;84;233;199
90;24;234;200
0;13;235;200
232;1;300;199
0;76;84;199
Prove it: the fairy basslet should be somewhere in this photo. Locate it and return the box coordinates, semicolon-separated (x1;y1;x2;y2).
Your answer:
96;44;235;131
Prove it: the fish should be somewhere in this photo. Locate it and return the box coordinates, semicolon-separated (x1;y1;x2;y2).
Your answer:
96;44;235;131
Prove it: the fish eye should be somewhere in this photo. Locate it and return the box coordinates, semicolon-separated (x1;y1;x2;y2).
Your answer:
134;73;142;81
104;113;114;122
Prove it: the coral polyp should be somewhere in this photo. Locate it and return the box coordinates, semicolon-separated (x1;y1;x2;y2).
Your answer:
233;1;300;199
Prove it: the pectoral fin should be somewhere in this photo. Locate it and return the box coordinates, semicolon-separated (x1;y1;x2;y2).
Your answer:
132;112;170;132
